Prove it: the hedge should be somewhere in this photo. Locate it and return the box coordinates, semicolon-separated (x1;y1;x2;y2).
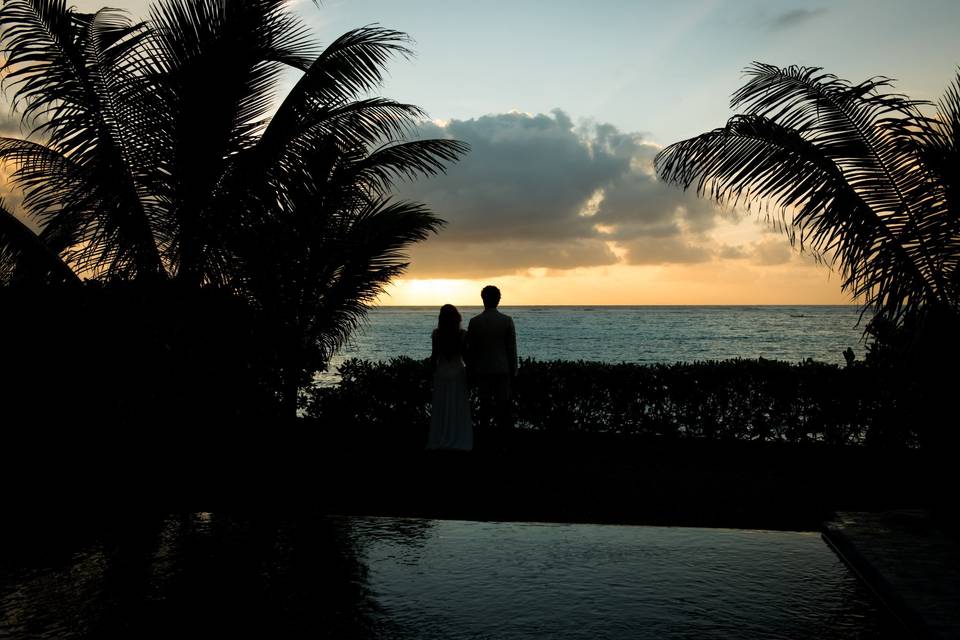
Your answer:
304;357;919;447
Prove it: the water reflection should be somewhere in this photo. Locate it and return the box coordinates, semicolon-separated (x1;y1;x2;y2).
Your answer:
351;519;896;640
0;514;388;639
0;515;895;639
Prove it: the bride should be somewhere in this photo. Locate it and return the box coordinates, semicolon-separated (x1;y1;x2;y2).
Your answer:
426;304;473;451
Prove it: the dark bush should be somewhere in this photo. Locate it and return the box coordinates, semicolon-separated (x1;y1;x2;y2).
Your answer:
0;282;282;426
304;357;919;447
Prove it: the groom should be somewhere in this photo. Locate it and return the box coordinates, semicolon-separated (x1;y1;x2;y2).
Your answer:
467;286;518;445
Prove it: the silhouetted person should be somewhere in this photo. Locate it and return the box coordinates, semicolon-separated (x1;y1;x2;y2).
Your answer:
467;286;517;448
427;304;473;451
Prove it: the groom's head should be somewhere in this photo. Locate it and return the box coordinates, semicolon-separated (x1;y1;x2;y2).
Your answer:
480;285;501;309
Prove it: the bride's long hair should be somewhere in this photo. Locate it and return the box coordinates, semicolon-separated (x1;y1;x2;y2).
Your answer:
435;304;463;358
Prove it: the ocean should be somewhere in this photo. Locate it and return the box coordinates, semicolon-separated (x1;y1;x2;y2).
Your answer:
322;306;869;381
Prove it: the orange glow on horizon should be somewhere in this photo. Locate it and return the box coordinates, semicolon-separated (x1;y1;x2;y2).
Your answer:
377;261;855;307
381;216;858;307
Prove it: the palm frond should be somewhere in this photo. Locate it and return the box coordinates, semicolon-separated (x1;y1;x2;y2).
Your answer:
656;114;933;322
0;198;78;284
657;62;959;322
300;198;442;362
265;98;430;183
731;64;949;300
1;1;167;279
2;0;467;412
0;136;101;273
339;139;469;197
261;25;413;153
144;0;316;283
916;69;960;232
0;0;86;131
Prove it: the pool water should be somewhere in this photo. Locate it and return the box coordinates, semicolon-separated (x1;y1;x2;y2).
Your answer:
0;514;895;639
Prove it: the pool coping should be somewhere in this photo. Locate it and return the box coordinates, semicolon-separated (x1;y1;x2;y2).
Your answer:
822;510;959;640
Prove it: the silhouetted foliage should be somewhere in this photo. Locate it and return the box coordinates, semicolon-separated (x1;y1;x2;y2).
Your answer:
656;63;960;336
0;0;466;415
0;282;281;423
304;357;920;448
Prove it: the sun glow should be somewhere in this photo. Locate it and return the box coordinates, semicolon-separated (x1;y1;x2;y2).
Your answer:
380;260;854;307
386;278;480;306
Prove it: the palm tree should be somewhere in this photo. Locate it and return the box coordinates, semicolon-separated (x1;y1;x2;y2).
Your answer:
655;63;960;333
0;0;466;415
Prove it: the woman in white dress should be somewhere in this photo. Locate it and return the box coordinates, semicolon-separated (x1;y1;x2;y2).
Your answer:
426;304;473;451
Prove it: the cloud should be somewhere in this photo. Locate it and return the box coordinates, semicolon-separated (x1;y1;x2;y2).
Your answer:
768;8;827;30
401;238;619;278
400;110;722;278
718;244;749;259
0;111;22;138
751;236;794;265
619;236;713;265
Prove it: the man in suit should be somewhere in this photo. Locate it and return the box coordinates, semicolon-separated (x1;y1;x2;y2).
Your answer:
467;285;518;446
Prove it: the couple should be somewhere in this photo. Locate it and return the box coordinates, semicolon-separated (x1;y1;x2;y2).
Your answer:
426;285;517;452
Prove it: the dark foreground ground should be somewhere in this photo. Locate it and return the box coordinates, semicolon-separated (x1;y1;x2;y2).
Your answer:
318;431;940;531
7;426;942;533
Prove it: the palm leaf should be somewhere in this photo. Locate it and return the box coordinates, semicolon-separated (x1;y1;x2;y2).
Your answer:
300;198;442;363
0;198;78;284
656;115;932;322
142;0;318;284
0;0;166;278
730;64;949;300
340;138;469;197
657;62;959;323
2;0;468;413
260;25;413;153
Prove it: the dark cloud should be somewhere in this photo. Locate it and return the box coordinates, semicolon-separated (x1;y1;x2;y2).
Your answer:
400;110;722;278
769;8;827;30
409;112;622;243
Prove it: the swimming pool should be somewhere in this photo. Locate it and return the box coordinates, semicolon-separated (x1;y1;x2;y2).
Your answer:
0;514;895;639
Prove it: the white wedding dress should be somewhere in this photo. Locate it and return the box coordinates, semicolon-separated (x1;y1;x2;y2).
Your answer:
427;332;473;451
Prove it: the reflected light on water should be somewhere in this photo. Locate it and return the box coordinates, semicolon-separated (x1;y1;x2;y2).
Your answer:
0;515;898;640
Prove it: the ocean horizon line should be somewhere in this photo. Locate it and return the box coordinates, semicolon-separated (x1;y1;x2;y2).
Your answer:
374;303;863;308
327;305;870;373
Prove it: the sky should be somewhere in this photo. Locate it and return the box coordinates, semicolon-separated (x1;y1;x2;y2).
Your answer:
7;0;960;305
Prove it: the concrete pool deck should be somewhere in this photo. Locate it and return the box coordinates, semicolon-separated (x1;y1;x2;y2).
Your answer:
822;510;960;640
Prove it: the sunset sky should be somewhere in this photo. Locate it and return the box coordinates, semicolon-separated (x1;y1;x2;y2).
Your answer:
6;0;960;305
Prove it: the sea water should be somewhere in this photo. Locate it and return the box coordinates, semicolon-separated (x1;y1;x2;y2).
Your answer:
324;306;868;380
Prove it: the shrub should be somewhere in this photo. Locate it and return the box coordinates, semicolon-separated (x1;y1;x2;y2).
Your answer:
303;357;918;447
0;282;282;425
